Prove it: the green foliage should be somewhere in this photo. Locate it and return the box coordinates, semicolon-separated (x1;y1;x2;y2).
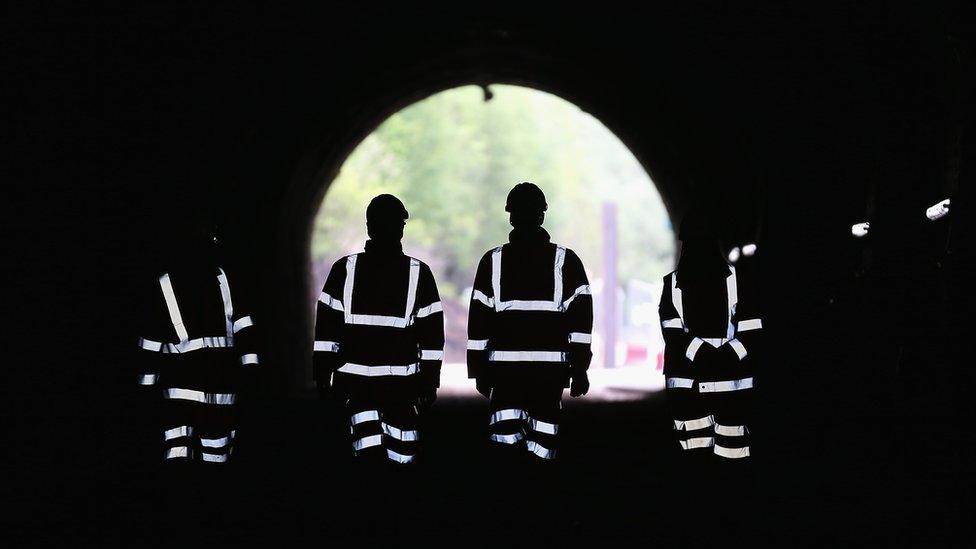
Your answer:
311;85;674;298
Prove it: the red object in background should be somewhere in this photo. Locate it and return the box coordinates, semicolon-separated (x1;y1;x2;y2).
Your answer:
624;344;647;366
656;351;664;371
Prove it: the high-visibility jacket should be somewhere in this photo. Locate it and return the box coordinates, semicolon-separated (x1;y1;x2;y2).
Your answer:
467;227;593;388
314;241;444;397
136;265;259;463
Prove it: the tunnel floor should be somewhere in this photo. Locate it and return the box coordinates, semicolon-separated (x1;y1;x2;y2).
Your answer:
22;392;960;546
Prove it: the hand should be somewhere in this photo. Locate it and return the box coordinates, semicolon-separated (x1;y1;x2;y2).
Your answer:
417;390;437;413
475;378;492;398
570;372;590;397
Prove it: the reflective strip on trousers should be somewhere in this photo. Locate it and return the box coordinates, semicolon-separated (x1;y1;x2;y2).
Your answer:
679;437;715;450
233;316;254;333
165;446;191;459
714;424;748;436
161;336;232;354
528;417;558;435
387;449;415;464
526;440;555;459
419;349;443;361
491;246;566;312
165;388;236;405
240;353;259;365
488;350;566;362
467;339;488;351
319;292;344;312
737;318;762;332
138;337;163;352
201;431;236;448
490;408;526;424
568;332;591;344
314;341;339;352
714;445;751;459
164;425;193;440
698;377;754;393
337;363;419;377
674;415;714;431
383;422;420;441
472;289;494;308
351;410;381;425
138;373;158;385
562;284;591;310
661;318;683;330
666;377;694;389
159;273;189;342
353;434;383;452
416;301;442;318
201;451;230;463
490;432;524;444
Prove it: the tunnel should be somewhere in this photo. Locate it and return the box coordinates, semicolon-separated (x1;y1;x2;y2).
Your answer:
8;3;973;546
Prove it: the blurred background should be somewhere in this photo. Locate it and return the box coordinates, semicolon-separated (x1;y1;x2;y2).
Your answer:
310;85;676;398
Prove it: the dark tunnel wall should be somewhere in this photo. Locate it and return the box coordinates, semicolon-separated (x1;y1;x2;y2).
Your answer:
6;2;973;540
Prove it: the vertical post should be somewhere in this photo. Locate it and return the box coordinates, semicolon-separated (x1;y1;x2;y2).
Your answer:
602;201;618;368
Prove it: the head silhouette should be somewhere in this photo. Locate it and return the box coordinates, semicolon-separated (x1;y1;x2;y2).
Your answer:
366;194;408;242
506;182;547;228
677;208;727;277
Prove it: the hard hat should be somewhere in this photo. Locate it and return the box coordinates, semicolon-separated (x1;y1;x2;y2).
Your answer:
505;182;548;214
366;194;409;224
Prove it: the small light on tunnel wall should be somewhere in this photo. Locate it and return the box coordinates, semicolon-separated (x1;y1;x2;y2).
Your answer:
925;199;950;221
851;222;870;238
741;243;757;257
728;247;741;263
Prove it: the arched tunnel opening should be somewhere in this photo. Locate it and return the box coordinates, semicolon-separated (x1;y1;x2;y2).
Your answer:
10;4;973;546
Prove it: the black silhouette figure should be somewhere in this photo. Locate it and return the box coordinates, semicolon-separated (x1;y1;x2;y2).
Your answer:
136;222;260;464
466;182;593;461
314;194;444;464
659;210;762;460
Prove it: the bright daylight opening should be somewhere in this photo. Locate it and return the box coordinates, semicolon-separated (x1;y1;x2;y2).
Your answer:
311;85;675;400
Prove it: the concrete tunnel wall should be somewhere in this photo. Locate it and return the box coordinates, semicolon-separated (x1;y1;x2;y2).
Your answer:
8;2;973;529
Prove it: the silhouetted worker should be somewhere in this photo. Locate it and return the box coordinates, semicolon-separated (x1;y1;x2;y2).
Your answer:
467;182;593;461
314;194;444;465
136;222;260;464
659;210;762;460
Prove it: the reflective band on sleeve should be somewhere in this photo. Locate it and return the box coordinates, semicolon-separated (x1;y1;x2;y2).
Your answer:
165;388;236;405
350;410;381;425
528;417;559;435
138;373;158;385
685;338;704;361
490;408;527;424
419;350;443;361
164;446;191;459
926;198;950;221
472;289;494;308
240;354;259;365
138;337;163;352
661;318;683;330
728;339;747;360
568;332;592;344
416;302;442;318
737;318;762;332
666;377;695;389
233;316;254;333
382;423;420;441
352;434;383;452
164;425;193;440
159;273;189;343
490;432;524;445
337;363;419;377
714;424;748;437
698;377;754;393
200;431;236;448
314;341;339;352
318;292;344;312
562;284;592;310
488;351;566;362
386;449;416;464
674;415;715;431
714;445;751;459
526;440;555;459
201;451;229;463
467;339;488;351
679;437;715;450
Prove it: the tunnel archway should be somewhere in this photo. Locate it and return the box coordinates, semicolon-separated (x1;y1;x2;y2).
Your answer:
309;84;676;397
